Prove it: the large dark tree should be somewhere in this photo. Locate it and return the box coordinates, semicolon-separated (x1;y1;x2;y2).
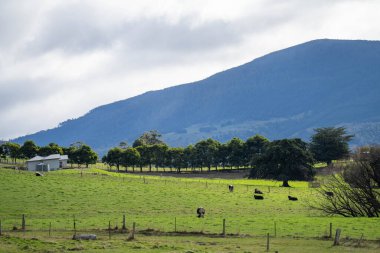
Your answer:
251;138;315;187
20;140;39;159
310;127;354;165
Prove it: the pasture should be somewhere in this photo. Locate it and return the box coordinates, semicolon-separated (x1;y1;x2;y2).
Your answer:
0;167;379;252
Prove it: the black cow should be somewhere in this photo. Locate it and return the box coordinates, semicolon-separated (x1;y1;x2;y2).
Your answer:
228;185;234;192
288;196;298;201
197;207;205;218
325;191;334;197
254;188;263;194
35;172;44;176
254;195;264;200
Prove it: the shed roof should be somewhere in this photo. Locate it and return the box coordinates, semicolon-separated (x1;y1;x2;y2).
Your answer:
27;154;68;162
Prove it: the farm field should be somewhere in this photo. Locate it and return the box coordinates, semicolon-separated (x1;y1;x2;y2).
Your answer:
0;167;379;252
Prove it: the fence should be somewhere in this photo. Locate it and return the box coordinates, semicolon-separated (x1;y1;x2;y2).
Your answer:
0;213;376;243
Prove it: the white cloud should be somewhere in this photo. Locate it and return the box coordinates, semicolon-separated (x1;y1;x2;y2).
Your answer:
0;0;379;140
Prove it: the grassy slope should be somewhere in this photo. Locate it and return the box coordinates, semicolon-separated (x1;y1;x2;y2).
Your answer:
0;168;379;252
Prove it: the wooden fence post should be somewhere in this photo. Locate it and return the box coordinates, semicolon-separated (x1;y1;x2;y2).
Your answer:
73;215;76;235
130;222;136;240
49;222;51;237
22;214;26;231
266;233;270;251
174;217;177;232
329;222;332;238
122;214;126;231
0;220;2;236
222;219;226;237
274;221;277;237
333;229;341;246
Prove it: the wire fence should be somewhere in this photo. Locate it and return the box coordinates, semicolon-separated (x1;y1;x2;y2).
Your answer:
0;214;377;242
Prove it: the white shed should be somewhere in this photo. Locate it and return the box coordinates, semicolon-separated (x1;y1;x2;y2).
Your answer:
26;154;68;171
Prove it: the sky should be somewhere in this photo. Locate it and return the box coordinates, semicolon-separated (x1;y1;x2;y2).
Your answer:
1;0;380;140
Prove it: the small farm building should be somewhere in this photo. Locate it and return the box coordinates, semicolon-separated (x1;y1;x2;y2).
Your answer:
26;154;68;171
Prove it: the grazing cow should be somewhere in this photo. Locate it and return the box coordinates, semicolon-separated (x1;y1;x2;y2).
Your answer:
254;195;264;200
197;207;205;218
228;185;234;192
35;172;44;176
288;196;298;201
254;188;263;194
325;191;334;197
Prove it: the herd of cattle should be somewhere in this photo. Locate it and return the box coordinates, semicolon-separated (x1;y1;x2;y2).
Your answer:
196;184;334;217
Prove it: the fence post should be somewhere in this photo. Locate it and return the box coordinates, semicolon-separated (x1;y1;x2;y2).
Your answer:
266;233;270;251
329;222;332;238
22;214;26;231
174;217;177;232
130;222;136;240
274;221;277;237
0;220;2;236
122;214;126;232
49;222;51;237
222;219;226;237
333;229;341;246
73;215;76;235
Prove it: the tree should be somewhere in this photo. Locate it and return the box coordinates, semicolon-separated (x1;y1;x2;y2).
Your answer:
20;140;39;159
215;143;229;170
38;143;63;156
227;137;245;169
184;145;196;170
2;142;21;163
70;143;98;168
132;130;165;147
121;147;140;172
310;127;354;165
103;147;123;171
0;144;5;162
251;139;315;187
245;135;269;167
151;144;169;170
312;146;380;217
194;138;220;171
166;147;186;173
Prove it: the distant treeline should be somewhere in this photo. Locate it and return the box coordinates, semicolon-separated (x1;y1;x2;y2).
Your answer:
0;141;97;167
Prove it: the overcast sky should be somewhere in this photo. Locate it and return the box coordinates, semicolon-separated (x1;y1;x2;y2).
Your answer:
1;0;379;140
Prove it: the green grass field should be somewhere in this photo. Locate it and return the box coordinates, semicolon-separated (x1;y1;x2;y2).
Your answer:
0;167;379;252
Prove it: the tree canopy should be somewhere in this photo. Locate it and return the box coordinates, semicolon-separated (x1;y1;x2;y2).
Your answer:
310;127;354;165
251;138;315;187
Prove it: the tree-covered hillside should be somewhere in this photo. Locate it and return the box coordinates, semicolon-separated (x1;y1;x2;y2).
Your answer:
14;39;380;154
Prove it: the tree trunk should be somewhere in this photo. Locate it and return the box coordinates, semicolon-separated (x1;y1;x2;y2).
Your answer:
282;180;290;187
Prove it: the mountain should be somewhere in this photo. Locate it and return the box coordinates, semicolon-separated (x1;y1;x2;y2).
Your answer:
14;39;380;155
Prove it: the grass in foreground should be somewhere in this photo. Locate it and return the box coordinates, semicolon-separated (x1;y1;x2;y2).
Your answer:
0;167;379;252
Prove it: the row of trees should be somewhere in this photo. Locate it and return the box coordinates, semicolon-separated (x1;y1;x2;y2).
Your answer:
103;128;353;187
102;130;270;173
0;141;98;168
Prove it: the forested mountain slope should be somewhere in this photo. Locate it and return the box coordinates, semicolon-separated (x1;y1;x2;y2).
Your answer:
14;39;380;154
